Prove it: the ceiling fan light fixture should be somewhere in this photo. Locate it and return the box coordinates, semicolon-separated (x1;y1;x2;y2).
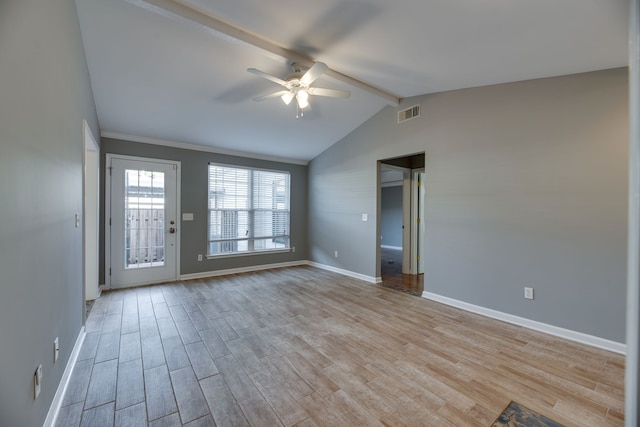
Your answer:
281;92;294;105
296;89;309;109
248;62;351;117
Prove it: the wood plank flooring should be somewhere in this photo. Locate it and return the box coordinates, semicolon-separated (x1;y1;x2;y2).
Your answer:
57;266;624;426
380;247;423;295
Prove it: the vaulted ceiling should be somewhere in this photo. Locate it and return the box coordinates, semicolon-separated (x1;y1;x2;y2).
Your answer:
75;0;628;163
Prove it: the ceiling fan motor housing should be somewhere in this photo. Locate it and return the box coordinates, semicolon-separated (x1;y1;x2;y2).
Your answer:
285;63;307;89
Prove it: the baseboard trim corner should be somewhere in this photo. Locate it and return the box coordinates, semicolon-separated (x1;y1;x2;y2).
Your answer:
43;326;86;427
421;291;626;355
306;261;379;284
180;260;307;281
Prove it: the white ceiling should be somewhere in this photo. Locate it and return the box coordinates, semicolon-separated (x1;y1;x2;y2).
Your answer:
75;0;629;164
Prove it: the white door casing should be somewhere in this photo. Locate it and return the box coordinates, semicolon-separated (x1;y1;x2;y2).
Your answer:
106;155;180;289
401;168;412;274
411;170;425;275
83;121;100;301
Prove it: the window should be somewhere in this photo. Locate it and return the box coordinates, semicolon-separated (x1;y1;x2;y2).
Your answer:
207;163;290;256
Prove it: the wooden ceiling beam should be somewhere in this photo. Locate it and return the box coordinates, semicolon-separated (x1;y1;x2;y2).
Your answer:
127;0;401;106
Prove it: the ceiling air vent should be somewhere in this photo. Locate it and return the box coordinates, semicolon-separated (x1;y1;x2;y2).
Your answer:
397;104;420;123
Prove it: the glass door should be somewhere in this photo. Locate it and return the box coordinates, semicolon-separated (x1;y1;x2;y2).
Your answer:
108;156;179;288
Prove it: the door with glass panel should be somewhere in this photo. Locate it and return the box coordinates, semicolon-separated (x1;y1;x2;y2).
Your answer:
108;156;179;289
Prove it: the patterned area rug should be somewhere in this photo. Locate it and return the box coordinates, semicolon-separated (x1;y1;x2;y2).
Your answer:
491;401;565;427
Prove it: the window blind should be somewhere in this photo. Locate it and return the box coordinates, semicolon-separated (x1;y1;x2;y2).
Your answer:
207;163;290;255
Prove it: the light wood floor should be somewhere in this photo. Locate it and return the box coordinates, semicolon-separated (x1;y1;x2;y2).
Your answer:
380;247;423;295
57;266;624;426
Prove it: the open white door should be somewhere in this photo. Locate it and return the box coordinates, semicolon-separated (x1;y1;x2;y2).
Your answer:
107;155;180;289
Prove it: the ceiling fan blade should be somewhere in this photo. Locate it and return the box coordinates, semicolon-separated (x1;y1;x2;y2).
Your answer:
247;68;287;87
300;62;328;86
307;87;351;99
252;90;290;102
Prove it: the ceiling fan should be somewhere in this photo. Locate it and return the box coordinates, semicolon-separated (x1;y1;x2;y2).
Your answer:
247;62;351;117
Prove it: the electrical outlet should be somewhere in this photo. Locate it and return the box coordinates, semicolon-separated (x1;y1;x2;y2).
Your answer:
334;251;338;258
34;365;42;399
292;246;296;253
54;337;59;362
362;213;368;221
524;287;534;300
197;254;203;261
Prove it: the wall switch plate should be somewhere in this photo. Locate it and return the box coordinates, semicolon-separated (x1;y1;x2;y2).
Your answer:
292;246;296;253
197;254;203;261
74;213;80;228
524;287;534;300
54;337;59;362
34;365;42;399
334;251;338;258
182;213;194;221
362;213;368;221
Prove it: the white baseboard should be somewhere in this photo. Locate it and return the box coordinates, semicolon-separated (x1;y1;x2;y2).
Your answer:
180;260;307;281
44;327;86;427
381;245;402;251
181;260;383;285
422;291;626;355
307;261;381;284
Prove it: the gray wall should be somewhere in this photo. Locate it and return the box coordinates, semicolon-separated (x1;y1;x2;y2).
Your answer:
100;138;308;283
0;0;99;425
309;68;628;343
381;186;403;248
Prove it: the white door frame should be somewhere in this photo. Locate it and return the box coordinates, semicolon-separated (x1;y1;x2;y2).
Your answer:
401;168;412;274
626;0;639;423
83;121;100;302
410;169;425;275
105;154;181;289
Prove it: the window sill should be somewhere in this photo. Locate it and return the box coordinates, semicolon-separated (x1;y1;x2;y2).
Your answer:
206;248;292;260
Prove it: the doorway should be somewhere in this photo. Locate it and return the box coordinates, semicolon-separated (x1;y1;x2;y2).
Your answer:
105;154;180;289
378;153;425;295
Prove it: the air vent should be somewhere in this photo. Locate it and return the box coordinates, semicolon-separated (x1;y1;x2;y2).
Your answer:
397;104;420;123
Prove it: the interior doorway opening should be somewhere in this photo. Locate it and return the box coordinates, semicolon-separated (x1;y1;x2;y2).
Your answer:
378;153;425;295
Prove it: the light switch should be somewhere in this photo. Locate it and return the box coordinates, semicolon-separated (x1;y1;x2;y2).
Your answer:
182;213;194;221
362;213;368;221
